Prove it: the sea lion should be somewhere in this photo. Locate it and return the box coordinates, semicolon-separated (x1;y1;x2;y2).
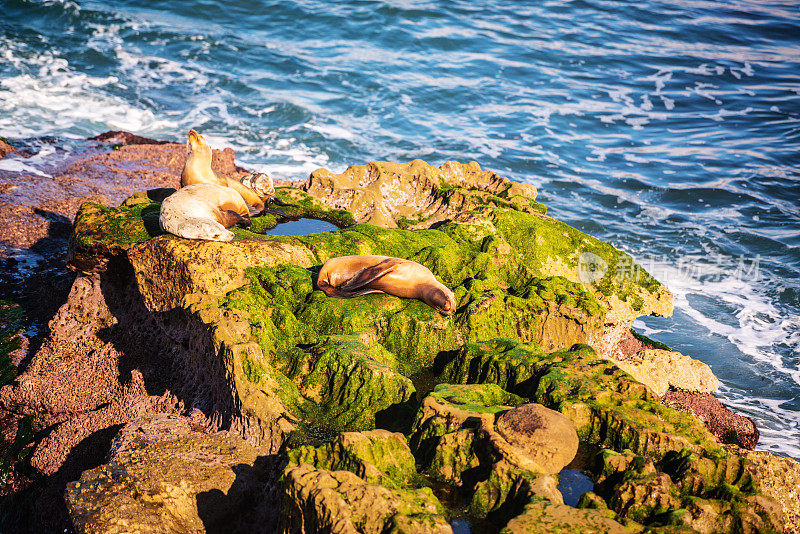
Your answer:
317;255;456;315
181;129;269;215
159;183;251;242
241;172;297;208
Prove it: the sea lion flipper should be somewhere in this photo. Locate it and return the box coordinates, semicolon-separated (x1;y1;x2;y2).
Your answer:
271;198;300;208
322;286;385;299
216;209;251;229
339;258;405;292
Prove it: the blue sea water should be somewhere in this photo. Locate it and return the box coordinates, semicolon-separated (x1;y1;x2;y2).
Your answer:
0;0;798;458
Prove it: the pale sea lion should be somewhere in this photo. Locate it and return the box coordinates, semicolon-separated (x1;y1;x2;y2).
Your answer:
317;255;456;315
160;183;251;242
181;129;268;214
241;172;298;208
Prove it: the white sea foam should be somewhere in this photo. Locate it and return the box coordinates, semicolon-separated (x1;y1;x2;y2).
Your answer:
0;156;49;177
0;37;177;138
632;254;800;455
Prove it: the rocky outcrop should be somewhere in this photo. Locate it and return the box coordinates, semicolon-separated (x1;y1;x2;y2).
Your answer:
0;137;16;159
409;384;575;522
607;347;719;397
663;390;759;448
304;159;542;229
2;138;791;533
438;339;786;531
742;449;800;534
282;430;451;533
65;413;277;534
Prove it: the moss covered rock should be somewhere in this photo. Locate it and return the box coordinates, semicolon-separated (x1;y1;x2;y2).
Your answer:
502;498;630;534
67;158;776;532
408;384;574;523
439;339;785;532
282;430;451;533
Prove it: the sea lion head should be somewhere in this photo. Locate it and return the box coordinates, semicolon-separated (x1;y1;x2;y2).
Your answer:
426;284;456;316
242;172;275;200
187;129;211;157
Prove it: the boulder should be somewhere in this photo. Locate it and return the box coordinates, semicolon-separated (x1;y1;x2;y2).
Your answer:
496;403;579;474
502;499;629;534
607;348;718;397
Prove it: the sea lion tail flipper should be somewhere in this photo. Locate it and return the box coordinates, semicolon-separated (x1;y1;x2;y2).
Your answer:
339;258;405;292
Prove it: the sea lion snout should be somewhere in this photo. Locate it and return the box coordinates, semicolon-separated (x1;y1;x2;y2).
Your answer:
428;286;456;316
186;129;211;154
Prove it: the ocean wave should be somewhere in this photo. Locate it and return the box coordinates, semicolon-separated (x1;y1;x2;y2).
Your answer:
0;37;176;138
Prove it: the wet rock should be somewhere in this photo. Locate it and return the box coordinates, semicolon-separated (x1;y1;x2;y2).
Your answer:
65;413;276;534
496;403;579;475
89;130;171;146
282;430;451;533
662;389;758;449
0;137;16;159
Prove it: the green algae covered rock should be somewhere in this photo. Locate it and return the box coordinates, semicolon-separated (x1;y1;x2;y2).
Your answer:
438;339;785;532
286;430;420;490
282;430;451;533
408;384;575;523
64;158;788;532
502;498;630;534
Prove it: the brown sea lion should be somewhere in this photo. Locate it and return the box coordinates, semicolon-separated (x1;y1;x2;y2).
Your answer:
317;255;456;315
181;129;268;214
159;183;251;242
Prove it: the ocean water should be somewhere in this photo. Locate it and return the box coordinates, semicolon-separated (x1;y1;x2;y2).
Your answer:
1;0;798;458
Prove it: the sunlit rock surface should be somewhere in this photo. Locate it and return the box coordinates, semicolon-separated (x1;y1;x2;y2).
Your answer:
57;154;794;533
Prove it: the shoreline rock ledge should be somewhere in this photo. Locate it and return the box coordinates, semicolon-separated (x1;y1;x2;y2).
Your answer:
2;134;797;533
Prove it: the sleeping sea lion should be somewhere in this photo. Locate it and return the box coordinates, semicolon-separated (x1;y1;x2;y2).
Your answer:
241;172;297;208
181;129;269;215
159;183;251;242
317;255;456;315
